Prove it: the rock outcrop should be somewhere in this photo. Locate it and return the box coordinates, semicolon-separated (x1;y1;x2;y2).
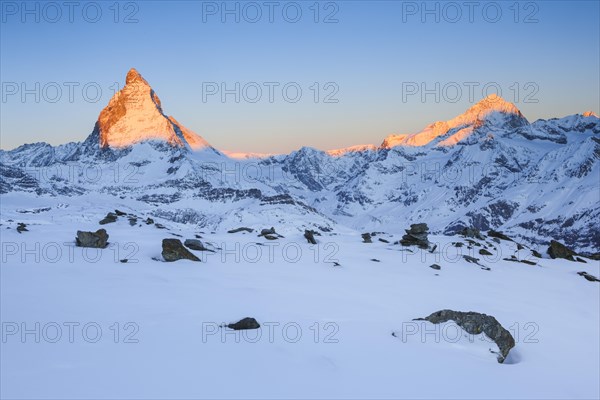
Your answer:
76;229;109;248
414;309;515;363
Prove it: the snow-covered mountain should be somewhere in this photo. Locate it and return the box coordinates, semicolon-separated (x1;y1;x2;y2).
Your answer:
1;69;599;253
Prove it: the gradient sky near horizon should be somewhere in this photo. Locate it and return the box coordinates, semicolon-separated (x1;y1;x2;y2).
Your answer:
1;0;599;153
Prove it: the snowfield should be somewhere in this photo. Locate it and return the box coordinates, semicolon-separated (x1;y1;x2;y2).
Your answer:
1;194;599;399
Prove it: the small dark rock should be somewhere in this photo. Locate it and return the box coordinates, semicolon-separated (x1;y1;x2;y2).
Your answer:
259;227;276;236
479;249;493;256
228;227;254;234
575;257;587;263
145;218;155;225
577;271;600;282
488;230;513;241
184;239;214;252
162;239;200;262
531;250;542;258
361;233;372;243
114;209;127;216
460;227;484;240
452;242;464;248
16;223;28;233
120;259;128;263
263;234;278;240
378;238;390;243
155;223;167;229
76;229;109;248
429;264;441;270
304;230;317;245
99;212;118;225
370;258;380;262
227;317;260;330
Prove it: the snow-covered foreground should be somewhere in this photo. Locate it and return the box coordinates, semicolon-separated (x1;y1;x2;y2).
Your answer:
1;195;599;399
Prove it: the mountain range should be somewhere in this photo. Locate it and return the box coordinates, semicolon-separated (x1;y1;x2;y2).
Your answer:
2;68;599;253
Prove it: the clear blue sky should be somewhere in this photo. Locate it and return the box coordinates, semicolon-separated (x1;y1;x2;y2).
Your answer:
1;0;599;152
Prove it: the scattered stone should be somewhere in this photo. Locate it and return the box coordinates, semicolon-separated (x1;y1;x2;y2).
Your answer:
516;243;524;250
228;227;254;234
414;309;515;363
263;234;278;240
16;223;28;233
503;257;536;266
155;223;167;229
547;240;577;261
370;258;380;262
99;212;118;225
378;238;390;244
429;264;441;270
128;217;138;226
479;248;493;256
361;233;372;243
575;257;587;263
460;227;484;240
332;261;341;267
304;230;317;245
463;255;480;264
400;223;430;249
162;239;200;262
184;239;214;252
145;218;155;225
114;209;127;216
76;229;109;248
195;234;202;239
487;230;513;241
120;259;128;263
227;317;260;330
452;242;464;248
259;227;277;236
577;271;600;282
531;250;542;258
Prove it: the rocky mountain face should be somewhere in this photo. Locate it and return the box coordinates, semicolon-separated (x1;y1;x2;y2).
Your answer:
1;69;599;252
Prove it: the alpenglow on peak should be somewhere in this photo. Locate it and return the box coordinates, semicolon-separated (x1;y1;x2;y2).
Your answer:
94;68;212;151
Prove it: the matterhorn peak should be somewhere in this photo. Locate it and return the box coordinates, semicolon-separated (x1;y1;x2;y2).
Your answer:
582;111;599;118
93;68;213;151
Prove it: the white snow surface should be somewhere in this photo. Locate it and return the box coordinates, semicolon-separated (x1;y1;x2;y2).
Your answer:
1;194;599;399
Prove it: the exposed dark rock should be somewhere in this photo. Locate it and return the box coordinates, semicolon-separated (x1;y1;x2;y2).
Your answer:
479;249;493;256
114;209;127;216
361;233;372;243
487;230;513;241
429;244;437;253
76;229;109;248
400;223;430;249
128;217;137;226
155;223;167;229
575;257;587;263
145;218;154;225
429;264;441;270
531;250;542;258
120;259;128;263
99;212;118;225
259;227;276;236
304;230;317;244
227;317;260;330
460;227;484;240
370;258;380;262
162;239;200;262
503;257;536;266
452;242;464;248
547;240;577;261
228;227;254;234
378;238;390;243
414;310;515;363
263;234;278;240
16;223;28;233
184;239;214;252
577;271;600;282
